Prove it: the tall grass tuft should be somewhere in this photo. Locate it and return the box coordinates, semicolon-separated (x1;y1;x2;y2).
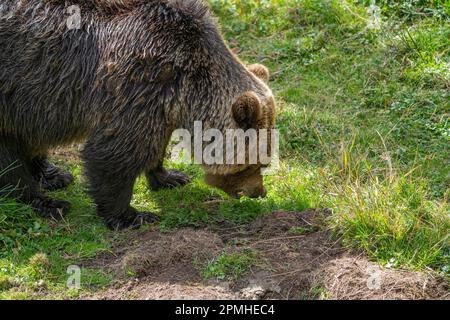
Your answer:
321;140;449;274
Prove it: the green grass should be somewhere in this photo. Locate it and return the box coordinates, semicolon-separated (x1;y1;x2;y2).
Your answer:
0;165;112;299
0;0;449;299
202;249;258;280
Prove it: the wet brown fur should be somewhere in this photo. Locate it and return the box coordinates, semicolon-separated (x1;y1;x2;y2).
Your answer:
0;0;275;228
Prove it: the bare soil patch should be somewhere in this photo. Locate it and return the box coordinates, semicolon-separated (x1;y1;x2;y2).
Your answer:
82;210;449;300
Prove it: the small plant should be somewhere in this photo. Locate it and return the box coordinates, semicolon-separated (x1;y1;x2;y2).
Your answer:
202;249;258;280
0;274;16;291
309;285;329;300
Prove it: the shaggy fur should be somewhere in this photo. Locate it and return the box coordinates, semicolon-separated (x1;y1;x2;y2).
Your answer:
0;0;275;229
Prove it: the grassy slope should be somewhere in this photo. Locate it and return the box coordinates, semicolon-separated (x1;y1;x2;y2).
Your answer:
1;0;449;298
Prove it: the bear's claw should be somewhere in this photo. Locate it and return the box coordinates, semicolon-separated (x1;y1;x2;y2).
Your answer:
31;197;71;220
105;210;160;230
32;157;74;191
147;168;191;191
131;213;160;229
40;171;74;191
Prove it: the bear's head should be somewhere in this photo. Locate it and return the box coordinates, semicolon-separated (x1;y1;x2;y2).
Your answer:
201;64;276;199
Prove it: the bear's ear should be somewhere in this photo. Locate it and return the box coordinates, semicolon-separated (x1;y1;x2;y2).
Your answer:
248;64;270;83
232;92;261;129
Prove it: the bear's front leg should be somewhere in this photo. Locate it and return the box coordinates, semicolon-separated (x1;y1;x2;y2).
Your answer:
82;135;160;230
146;164;191;191
85;164;159;230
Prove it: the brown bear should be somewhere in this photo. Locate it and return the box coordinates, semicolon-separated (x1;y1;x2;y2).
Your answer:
0;0;276;229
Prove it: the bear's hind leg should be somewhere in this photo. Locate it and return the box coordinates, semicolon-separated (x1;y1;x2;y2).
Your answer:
31;156;74;191
0;138;71;219
146;165;191;191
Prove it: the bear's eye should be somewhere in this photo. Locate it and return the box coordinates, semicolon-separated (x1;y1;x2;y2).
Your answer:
156;63;175;83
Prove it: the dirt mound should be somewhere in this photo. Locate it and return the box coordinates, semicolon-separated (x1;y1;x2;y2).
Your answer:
321;257;449;300
247;209;326;238
84;210;449;300
107;229;224;282
240;210;345;299
89;281;239;300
